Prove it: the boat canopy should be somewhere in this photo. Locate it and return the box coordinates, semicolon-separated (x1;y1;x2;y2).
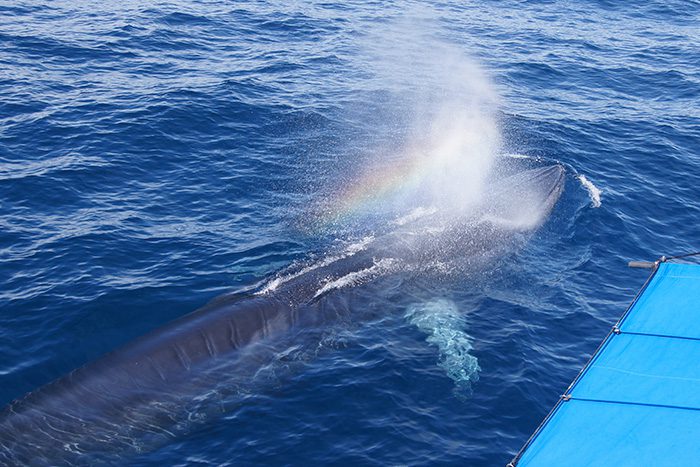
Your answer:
511;262;700;466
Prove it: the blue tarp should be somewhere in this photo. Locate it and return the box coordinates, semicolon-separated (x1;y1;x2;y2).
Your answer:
514;262;700;466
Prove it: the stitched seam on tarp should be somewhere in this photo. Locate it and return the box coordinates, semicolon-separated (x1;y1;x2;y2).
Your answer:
619;330;700;342
567;396;700;413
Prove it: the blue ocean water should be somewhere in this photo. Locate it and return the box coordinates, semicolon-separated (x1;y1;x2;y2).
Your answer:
1;0;699;465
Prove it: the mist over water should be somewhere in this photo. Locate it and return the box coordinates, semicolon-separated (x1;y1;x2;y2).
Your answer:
260;17;570;395
311;19;503;232
274;20;543;393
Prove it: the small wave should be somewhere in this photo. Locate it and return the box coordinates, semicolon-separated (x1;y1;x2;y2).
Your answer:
392;206;437;226
479;213;540;231
0;154;106;181
501;153;536;160
344;235;375;255
578;174;602;208
313;258;397;298
405;299;479;389
259;236;374;294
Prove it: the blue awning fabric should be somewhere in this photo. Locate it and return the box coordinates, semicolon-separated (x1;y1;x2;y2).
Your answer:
513;262;700;466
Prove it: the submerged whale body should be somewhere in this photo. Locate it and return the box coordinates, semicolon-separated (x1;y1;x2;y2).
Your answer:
0;165;565;465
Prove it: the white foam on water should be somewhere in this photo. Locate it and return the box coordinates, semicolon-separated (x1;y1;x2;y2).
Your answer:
313;258;398;298
259;236;375;294
578;174;602;208
479;214;538;231
345;235;375;254
405;299;479;389
501;153;536;160
392;206;438;226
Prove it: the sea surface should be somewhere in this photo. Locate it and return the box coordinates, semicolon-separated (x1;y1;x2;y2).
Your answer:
1;0;699;465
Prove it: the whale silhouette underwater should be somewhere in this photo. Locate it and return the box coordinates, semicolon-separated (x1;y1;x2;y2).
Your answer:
0;163;565;465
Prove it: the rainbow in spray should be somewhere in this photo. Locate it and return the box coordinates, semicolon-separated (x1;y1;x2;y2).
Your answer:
326;149;431;218
315;113;500;230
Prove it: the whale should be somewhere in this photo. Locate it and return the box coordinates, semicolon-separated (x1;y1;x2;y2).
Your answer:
0;164;565;465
